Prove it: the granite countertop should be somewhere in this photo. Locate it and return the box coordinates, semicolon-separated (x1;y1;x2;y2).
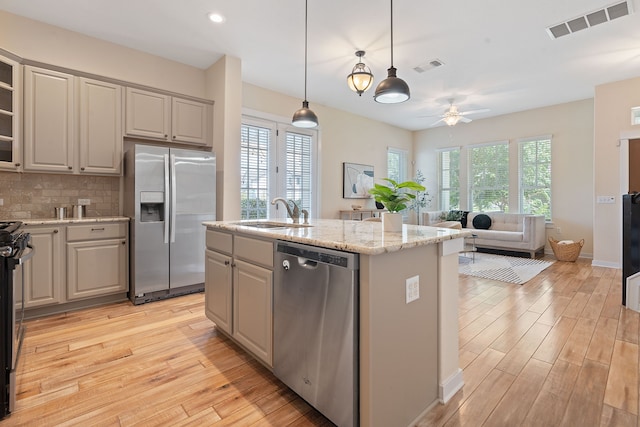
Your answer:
22;217;130;226
203;219;471;255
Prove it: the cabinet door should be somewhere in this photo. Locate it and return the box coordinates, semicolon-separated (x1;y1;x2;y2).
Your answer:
233;259;273;367
125;87;170;140
171;97;209;146
67;238;127;300
78;78;123;175
24;66;74;172
205;249;233;334
21;226;64;308
0;55;22;171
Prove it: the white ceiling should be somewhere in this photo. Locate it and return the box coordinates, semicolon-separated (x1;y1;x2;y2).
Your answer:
2;0;640;131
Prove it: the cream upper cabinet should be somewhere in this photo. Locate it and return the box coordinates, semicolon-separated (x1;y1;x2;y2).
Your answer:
24;67;123;175
78;78;123;174
125;87;212;146
24;65;75;173
0;54;22;172
171;97;209;145
125;87;170;140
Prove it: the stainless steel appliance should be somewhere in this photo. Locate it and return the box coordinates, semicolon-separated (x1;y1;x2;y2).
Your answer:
623;192;640;305
0;221;33;419
124;145;216;304
274;241;359;427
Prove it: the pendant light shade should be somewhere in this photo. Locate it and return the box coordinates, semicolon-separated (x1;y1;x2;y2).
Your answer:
374;0;410;104
347;50;374;96
292;0;318;128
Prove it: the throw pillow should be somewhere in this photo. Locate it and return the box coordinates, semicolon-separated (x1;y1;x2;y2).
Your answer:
472;214;492;229
461;211;469;228
446;210;464;221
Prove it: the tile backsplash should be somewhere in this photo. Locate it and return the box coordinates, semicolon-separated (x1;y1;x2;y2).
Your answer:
0;172;120;220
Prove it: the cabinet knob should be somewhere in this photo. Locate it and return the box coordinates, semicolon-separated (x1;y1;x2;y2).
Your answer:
122;241;126;245
68;166;72;170
164;134;168;138
53;229;59;234
224;260;230;266
81;167;85;171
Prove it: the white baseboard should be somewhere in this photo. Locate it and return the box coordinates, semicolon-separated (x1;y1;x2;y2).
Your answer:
591;259;620;269
439;368;464;403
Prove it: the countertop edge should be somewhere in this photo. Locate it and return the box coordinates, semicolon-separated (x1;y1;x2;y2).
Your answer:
22;217;130;226
203;219;471;255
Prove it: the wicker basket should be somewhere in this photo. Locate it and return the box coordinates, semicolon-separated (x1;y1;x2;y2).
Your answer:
549;237;584;262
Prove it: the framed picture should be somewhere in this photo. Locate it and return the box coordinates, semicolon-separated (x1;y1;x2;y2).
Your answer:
343;162;374;199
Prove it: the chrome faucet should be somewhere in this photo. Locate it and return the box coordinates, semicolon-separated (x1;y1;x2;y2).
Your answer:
271;198;301;223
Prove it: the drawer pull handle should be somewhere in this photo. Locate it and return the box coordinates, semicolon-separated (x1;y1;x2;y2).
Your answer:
91;227;105;231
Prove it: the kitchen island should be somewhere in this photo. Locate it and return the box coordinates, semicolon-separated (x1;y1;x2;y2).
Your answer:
203;218;469;427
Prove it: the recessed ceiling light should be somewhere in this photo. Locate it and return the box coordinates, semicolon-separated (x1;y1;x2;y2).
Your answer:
207;12;226;24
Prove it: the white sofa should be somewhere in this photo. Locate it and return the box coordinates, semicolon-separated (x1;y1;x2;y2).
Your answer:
423;211;546;258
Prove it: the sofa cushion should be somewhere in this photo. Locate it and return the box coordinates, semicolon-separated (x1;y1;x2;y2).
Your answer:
472;214;492;229
472;229;524;242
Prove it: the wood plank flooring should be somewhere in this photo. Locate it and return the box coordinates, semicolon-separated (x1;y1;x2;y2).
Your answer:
4;257;637;426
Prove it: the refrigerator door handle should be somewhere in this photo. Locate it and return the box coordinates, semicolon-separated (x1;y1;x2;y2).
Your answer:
170;153;177;243
163;154;170;244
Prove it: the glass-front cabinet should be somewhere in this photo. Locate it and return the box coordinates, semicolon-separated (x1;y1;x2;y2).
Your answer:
0;54;21;171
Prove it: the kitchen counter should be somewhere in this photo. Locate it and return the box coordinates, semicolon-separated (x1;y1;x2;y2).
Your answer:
22;217;129;226
203;218;471;255
204;218;466;426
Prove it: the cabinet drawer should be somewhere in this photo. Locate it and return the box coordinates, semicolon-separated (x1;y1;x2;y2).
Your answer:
206;229;232;254
67;223;127;241
234;235;274;268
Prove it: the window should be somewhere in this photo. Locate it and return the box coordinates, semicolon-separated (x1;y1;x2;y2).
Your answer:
387;148;408;183
240;121;274;219
240;116;317;220
519;137;552;220
283;131;314;213
469;142;509;212
438;148;460;210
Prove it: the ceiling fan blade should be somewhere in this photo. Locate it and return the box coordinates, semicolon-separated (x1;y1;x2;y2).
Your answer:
459;116;472;123
459;108;490;116
429;118;445;126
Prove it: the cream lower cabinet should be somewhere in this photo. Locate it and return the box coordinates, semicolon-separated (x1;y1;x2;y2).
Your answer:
204;229;273;367
21;225;64;308
66;223;128;301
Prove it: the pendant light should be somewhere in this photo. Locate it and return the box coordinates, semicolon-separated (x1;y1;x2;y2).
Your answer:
292;0;319;128
374;0;410;104
347;50;374;96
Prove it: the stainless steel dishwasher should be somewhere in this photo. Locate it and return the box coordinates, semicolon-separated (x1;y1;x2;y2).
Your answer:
274;241;359;427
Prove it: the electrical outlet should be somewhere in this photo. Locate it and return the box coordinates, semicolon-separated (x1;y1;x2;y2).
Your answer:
596;195;615;204
406;275;420;304
556;227;561;234
78;198;91;205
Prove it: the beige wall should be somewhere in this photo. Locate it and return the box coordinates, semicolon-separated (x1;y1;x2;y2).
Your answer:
0;11;206;97
414;99;594;257
242;83;413;219
594;77;640;267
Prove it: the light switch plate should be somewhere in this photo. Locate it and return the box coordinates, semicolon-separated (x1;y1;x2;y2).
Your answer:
596;196;615;204
406;275;420;304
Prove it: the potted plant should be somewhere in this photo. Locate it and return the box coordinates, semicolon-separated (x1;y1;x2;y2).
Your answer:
369;178;426;231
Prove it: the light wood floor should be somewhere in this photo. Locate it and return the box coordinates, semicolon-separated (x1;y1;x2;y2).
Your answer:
4;257;636;426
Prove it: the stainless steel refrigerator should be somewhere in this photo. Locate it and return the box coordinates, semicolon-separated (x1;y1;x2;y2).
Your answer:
124;144;215;304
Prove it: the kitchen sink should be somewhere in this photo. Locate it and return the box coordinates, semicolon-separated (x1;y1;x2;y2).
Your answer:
234;221;312;229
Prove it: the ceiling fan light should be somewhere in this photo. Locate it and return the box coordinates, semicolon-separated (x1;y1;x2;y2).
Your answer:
374;66;410;104
347;51;374;96
292;100;319;128
444;115;461;126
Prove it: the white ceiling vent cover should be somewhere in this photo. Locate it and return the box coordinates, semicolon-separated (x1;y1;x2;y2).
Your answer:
547;0;632;39
414;59;444;73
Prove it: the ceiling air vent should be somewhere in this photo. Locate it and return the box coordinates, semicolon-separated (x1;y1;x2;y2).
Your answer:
413;59;444;73
546;0;632;39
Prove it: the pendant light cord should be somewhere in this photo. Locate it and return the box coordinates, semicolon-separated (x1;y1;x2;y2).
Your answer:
304;0;308;102
389;0;394;68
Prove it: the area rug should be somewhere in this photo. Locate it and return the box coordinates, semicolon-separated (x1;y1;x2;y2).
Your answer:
459;253;554;285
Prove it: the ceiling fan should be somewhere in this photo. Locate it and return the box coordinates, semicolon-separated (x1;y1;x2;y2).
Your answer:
429;101;489;127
